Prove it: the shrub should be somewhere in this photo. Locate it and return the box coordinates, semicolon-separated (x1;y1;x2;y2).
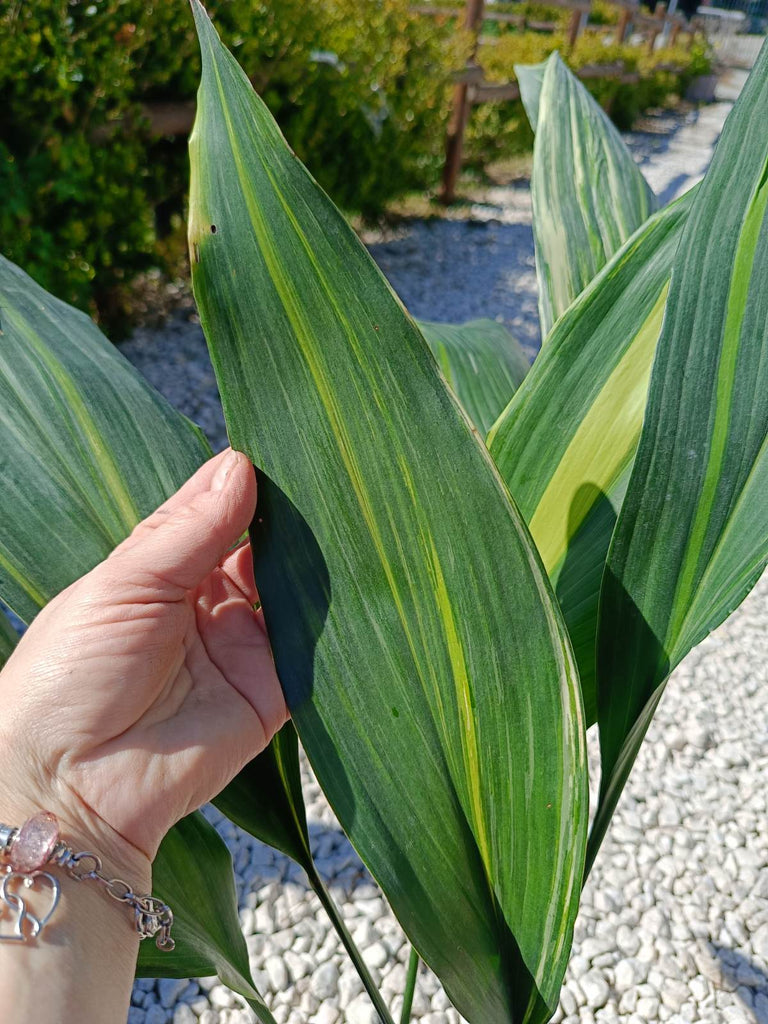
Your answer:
0;0;462;327
0;1;712;329
589;0;622;25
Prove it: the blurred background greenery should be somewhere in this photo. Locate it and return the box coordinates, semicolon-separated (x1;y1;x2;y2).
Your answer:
0;0;710;331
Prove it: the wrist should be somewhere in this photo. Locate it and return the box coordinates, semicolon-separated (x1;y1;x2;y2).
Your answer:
0;806;143;1024
0;780;151;894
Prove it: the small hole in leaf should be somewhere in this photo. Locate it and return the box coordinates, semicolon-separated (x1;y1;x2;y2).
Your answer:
210;224;217;234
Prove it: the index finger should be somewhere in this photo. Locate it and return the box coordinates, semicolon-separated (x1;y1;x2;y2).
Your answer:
109;449;247;558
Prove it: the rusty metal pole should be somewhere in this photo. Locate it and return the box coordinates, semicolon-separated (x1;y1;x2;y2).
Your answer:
439;0;485;205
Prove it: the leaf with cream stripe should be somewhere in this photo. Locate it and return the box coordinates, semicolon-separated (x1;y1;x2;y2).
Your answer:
590;38;768;872
518;52;658;339
0;254;210;622
188;4;588;1021
488;190;692;723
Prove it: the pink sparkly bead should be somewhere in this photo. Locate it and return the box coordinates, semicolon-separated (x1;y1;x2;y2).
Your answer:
10;812;60;873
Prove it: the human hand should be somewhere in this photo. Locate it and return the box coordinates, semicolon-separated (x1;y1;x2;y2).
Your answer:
0;449;287;881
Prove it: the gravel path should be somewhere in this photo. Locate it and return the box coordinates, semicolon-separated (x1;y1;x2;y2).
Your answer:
122;94;768;1024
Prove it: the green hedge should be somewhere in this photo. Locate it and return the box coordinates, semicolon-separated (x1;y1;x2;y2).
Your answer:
0;1;463;326
1;3;711;328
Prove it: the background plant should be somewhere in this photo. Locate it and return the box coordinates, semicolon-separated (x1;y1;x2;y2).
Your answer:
0;0;463;328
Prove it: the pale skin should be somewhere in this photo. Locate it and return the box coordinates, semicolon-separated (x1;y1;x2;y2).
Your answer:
0;449;288;1023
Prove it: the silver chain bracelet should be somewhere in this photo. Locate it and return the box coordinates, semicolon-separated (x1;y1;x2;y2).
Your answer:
0;812;174;950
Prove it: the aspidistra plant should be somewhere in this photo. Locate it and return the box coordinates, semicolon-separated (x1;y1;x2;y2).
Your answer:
0;5;766;1021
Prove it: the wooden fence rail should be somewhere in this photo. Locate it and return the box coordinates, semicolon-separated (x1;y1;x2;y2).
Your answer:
427;0;694;201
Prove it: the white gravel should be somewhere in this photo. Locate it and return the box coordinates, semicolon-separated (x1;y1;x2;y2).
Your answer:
122;89;768;1024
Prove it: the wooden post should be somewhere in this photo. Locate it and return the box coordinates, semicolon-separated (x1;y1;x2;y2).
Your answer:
669;19;681;45
566;7;583;50
440;0;485;205
615;6;632;43
648;2;665;52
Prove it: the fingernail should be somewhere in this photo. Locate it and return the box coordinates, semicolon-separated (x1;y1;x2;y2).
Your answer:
212;450;238;492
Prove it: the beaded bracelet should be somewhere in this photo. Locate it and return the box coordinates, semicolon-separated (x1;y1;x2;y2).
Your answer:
0;812;174;950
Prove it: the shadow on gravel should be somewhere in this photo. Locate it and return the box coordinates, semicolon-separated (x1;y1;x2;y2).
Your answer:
622;109;697;168
657;173;694;207
235;820;373;895
712;943;768;1021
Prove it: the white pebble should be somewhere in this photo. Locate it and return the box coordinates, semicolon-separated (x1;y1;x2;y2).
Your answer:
310;962;340;1000
265;955;289;992
751;922;768;963
158;980;191;1010
362;942;389;971
345;993;379;1024
580;971;610;1010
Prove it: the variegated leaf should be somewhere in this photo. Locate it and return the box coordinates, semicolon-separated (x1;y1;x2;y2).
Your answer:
418;319;530;435
518;53;658;339
488;190;693;723
590;38;768;871
0;254;277;1019
188;5;588;1021
0;610;17;668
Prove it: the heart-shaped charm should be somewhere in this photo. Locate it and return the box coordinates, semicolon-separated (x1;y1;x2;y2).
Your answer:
0;871;60;940
0;889;29;942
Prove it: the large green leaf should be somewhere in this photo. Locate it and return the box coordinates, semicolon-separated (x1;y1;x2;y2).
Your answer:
418;319;530;435
519;53;658;339
488;191;692;724
188;5;588;1022
0;254;210;622
590;39;768;872
0;254;275;1010
138;813;277;1024
0;610;18;668
515;62;546;133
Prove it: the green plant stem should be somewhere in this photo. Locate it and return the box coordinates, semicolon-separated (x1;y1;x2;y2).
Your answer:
400;947;420;1024
307;867;396;1024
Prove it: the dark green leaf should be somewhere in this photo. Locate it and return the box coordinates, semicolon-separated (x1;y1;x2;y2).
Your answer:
138;813;277;1024
0;610;18;668
216;724;398;1024
214;723;311;867
189;6;588;1021
590;39;768;873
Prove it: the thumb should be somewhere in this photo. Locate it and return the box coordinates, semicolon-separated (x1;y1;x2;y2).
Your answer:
106;450;257;597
